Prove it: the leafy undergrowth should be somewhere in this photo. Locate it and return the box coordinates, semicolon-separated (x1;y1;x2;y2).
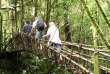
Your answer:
0;52;71;74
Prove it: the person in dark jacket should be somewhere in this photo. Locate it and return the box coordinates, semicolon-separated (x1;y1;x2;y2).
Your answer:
22;21;32;46
22;21;32;35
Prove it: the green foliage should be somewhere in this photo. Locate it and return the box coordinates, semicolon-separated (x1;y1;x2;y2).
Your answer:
0;52;67;74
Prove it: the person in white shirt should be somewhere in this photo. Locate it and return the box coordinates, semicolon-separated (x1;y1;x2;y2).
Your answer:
30;17;47;40
43;22;62;60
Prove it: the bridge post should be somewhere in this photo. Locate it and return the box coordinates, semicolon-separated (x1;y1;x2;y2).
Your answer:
92;26;99;74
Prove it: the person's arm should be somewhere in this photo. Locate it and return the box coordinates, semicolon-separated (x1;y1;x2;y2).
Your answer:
29;27;34;35
30;21;36;35
43;34;49;38
43;28;50;38
44;23;47;28
22;25;28;35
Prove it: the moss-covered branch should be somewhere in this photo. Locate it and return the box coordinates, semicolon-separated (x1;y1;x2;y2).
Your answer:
81;0;110;51
95;0;110;28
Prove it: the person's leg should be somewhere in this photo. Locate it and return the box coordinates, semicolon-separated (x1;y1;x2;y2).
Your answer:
36;29;41;39
36;30;41;52
37;29;45;50
56;44;61;53
41;29;45;40
36;30;41;49
49;43;53;56
25;37;29;47
56;44;62;60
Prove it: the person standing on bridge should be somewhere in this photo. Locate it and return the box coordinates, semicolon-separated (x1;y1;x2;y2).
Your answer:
43;22;62;60
22;21;32;46
30;17;47;40
30;17;47;50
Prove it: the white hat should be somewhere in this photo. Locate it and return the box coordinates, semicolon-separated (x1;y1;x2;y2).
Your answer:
49;22;55;26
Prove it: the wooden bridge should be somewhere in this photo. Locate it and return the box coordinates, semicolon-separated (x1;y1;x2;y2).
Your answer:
1;32;110;74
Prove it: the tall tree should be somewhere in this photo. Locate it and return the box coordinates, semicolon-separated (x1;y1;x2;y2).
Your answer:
46;0;51;26
81;0;110;50
21;0;24;32
63;1;71;42
55;0;59;25
78;3;84;43
0;0;2;52
12;8;14;34
15;0;17;31
11;0;14;34
35;0;38;16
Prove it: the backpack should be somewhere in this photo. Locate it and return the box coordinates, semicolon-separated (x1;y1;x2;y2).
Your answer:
36;20;44;31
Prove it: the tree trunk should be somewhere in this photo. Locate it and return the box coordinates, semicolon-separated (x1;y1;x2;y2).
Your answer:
12;9;14;34
46;0;49;25
21;0;24;32
0;0;2;52
63;1;71;42
55;0;59;26
15;0;17;31
35;0;38;17
46;0;51;26
92;26;99;74
95;0;110;28
81;0;110;51
79;3;84;43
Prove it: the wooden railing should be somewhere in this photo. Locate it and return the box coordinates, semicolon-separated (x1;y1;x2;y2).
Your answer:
2;32;110;74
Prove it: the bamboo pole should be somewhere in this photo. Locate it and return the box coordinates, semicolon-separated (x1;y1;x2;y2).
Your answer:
62;47;94;64
62;41;106;48
92;26;99;74
81;0;110;51
95;0;110;28
62;42;109;53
